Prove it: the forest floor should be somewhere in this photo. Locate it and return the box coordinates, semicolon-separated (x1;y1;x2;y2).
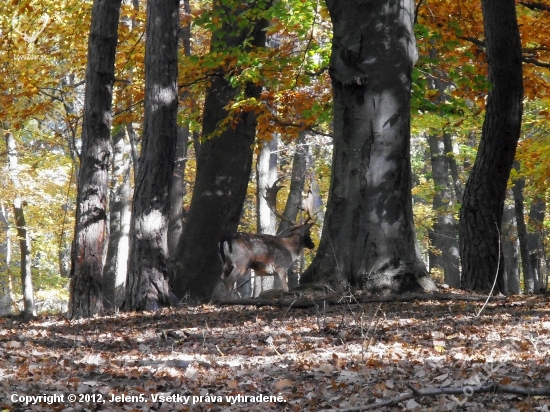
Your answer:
1;290;550;412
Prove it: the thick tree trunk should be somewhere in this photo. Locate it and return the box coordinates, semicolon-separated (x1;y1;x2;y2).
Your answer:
501;196;520;294
125;0;180;311
103;128;132;310
427;134;460;288
172;2;270;302
301;0;435;294
458;0;523;294
69;0;121;318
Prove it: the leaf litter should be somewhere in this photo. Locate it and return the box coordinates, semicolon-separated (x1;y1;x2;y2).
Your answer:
0;293;549;411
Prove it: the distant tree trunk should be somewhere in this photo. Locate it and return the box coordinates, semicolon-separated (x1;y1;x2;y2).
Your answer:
527;195;546;292
127;123;139;181
6;131;35;317
103;127;132;310
172;1;271;302
252;135;279;296
512;174;536;293
125;0;180;311
278;132;309;234
443;134;464;203
501;197;520;294
279;132;310;290
459;0;523;293
427;134;460;287
0;202;12;315
167;0;192;259
69;0;122;318
301;0;436;294
13;199;35;317
167;125;188;259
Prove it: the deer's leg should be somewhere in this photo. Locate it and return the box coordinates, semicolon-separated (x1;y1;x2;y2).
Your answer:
223;265;245;297
276;269;289;292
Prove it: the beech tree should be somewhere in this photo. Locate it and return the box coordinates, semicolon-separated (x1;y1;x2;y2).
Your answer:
172;0;271;302
69;0;122;318
124;0;180;311
301;0;436;294
458;0;523;293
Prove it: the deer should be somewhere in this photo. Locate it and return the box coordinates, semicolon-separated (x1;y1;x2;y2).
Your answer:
219;179;316;296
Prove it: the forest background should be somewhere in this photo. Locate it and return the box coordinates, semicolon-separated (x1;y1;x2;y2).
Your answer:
1;0;550;316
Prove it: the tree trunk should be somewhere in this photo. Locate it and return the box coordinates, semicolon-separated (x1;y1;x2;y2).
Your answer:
512;174;535;293
167;0;193;259
167;126;189;259
6;130;35;316
13;199;35;317
0;202;13;315
458;0;523;294
103;127;132;310
125;0;180;311
172;1;270;302
527;195;546;292
443;134;464;203
253;135;278;296
278;132;310;234
501;196;520;294
301;0;436;295
427;134;460;288
279;132;310;290
69;0;122;318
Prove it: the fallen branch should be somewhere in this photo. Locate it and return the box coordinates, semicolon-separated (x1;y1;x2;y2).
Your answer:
320;381;550;411
215;292;506;308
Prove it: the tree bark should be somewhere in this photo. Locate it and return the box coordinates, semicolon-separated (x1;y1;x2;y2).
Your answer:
459;0;523;294
172;1;270;302
69;0;122;318
103;127;132;310
301;0;436;295
125;0;180;311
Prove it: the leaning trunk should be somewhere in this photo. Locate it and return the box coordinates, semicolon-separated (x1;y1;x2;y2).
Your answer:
458;0;523;293
301;0;436;294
